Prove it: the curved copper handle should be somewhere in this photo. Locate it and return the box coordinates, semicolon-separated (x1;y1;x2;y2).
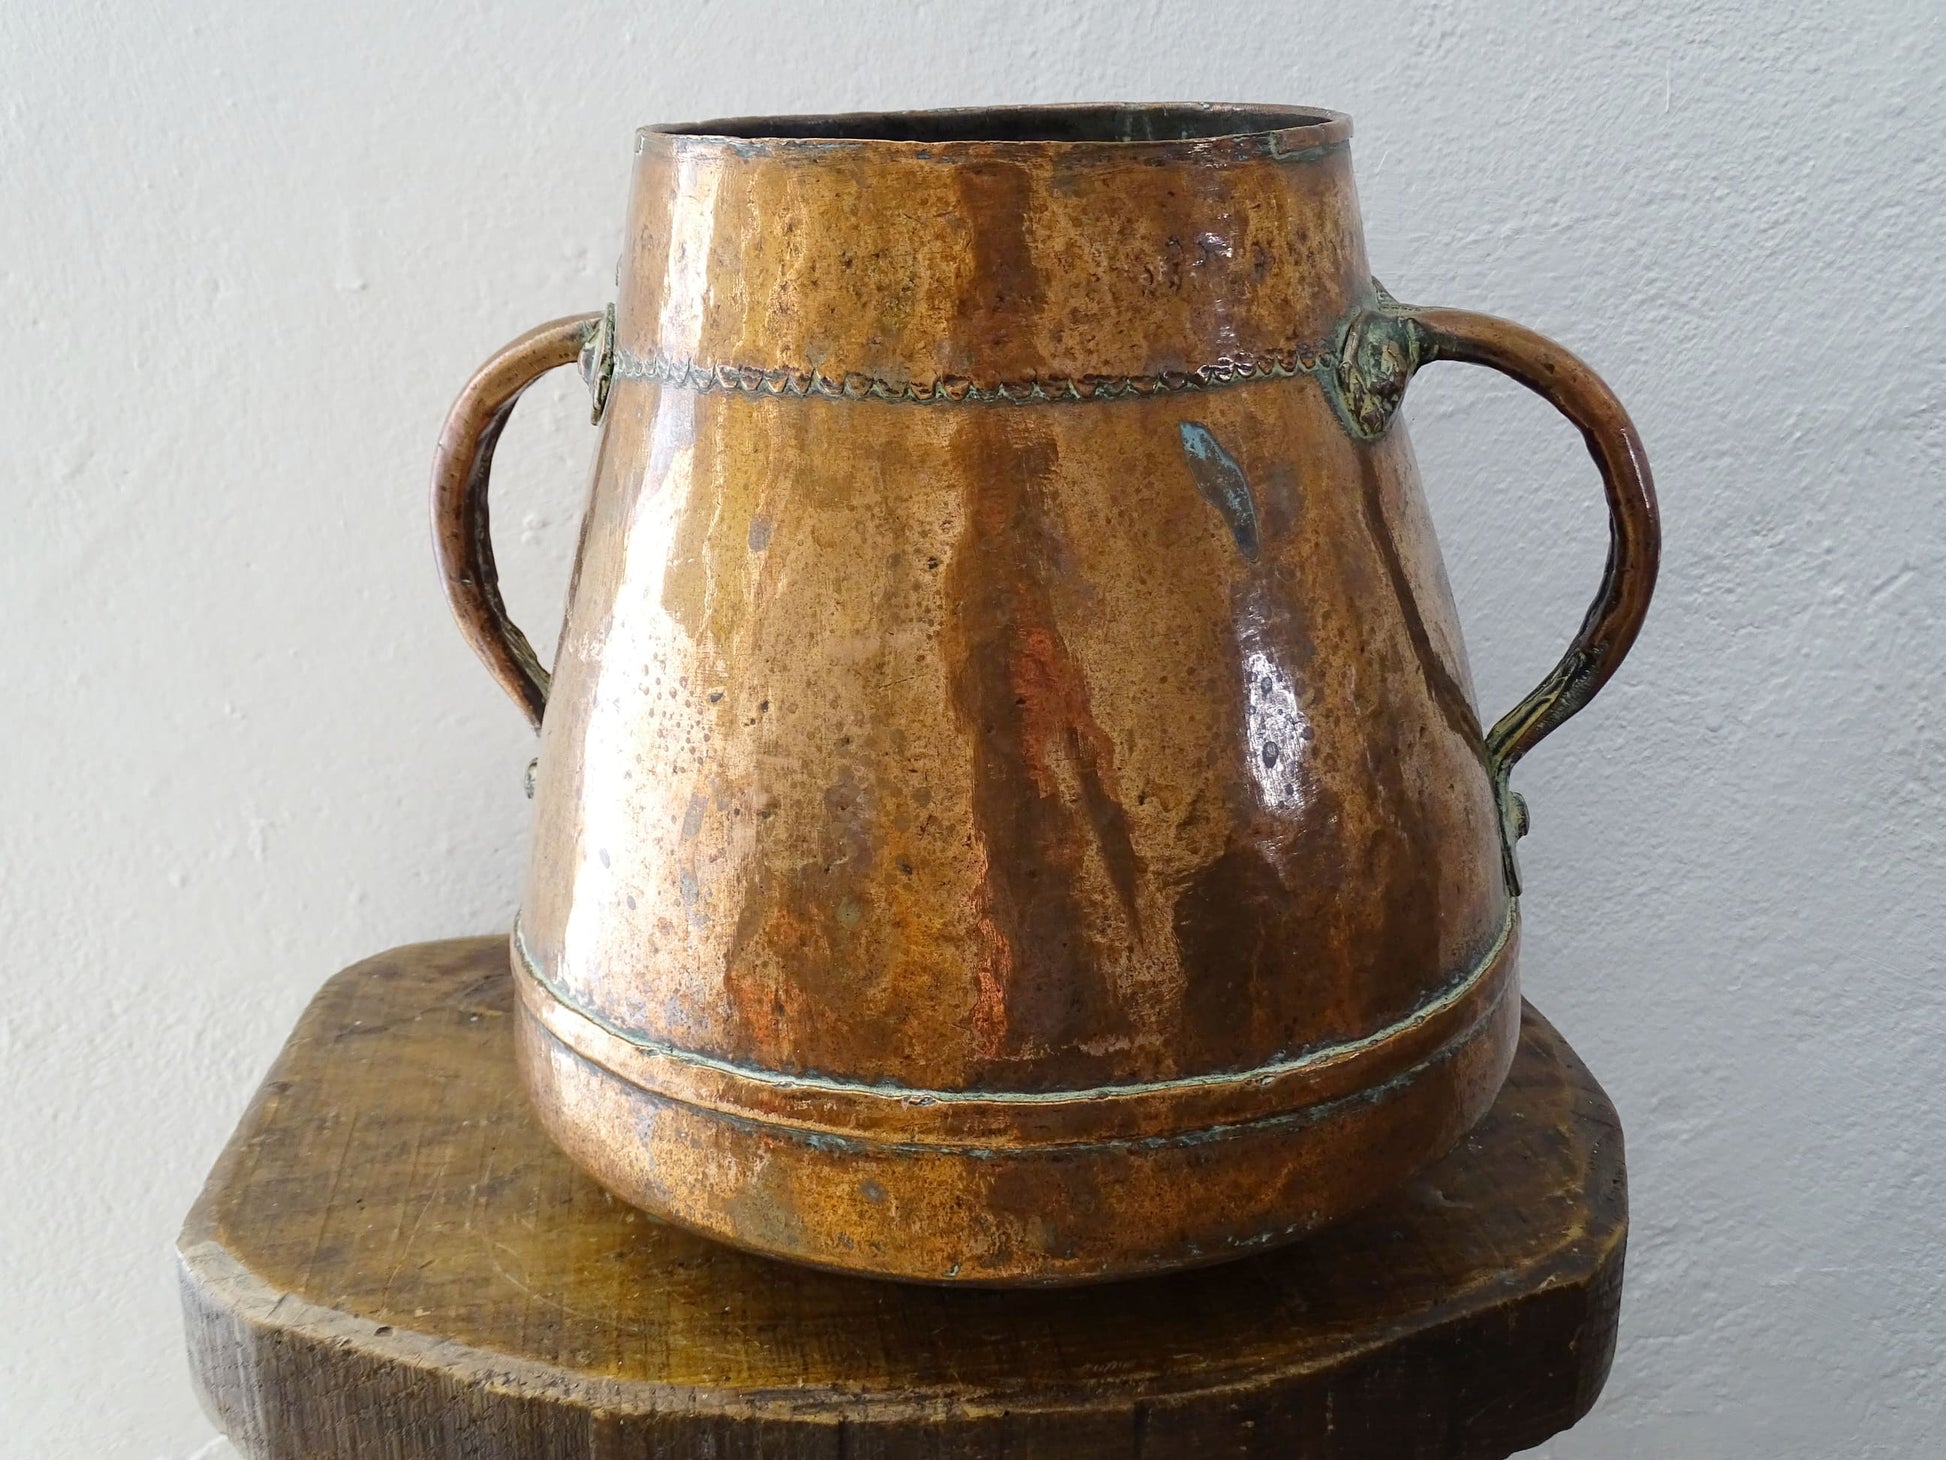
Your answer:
431;313;605;730
1340;297;1660;891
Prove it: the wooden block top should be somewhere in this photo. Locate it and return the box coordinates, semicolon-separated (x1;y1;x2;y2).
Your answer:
179;937;1626;1460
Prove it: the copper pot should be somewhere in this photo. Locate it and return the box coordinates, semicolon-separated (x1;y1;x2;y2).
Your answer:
431;104;1657;1285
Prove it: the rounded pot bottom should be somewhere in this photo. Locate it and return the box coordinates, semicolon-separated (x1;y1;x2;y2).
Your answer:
513;920;1521;1286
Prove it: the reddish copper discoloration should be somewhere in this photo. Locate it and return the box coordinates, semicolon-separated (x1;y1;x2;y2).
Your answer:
430;105;1659;1283
945;418;1139;1087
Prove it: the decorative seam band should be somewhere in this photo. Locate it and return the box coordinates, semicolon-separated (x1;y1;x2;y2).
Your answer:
511;903;1517;1147
610;341;1334;406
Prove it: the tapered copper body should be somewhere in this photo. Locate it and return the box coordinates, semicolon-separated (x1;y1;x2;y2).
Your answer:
432;105;1658;1284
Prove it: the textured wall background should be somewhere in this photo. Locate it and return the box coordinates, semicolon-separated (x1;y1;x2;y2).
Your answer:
3;1;1942;1455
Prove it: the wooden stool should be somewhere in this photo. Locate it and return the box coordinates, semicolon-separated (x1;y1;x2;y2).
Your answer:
179;938;1626;1458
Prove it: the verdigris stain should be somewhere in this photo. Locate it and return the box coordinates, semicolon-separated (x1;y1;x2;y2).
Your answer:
1178;421;1260;559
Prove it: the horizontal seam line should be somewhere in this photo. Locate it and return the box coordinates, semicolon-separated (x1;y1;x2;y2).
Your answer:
535;989;1513;1156
609;346;1336;406
512;903;1516;1109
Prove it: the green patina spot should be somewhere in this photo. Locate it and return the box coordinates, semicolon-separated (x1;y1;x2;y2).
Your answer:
1178;421;1260;559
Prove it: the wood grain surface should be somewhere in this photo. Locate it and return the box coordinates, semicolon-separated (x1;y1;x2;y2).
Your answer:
179;936;1626;1459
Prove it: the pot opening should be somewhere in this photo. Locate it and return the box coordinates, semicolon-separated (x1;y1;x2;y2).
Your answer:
656;104;1339;146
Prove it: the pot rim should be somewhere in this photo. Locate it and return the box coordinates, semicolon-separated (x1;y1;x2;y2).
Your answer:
637;103;1352;161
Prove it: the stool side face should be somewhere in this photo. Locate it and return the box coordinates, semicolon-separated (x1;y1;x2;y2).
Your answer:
178;937;1626;1457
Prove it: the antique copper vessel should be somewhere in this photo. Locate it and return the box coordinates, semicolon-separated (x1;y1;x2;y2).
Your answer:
432;104;1658;1285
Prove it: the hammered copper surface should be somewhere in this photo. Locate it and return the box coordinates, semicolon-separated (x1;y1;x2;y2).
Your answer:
430;104;1658;1283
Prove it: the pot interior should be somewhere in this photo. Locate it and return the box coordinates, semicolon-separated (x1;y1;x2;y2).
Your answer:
656;103;1338;145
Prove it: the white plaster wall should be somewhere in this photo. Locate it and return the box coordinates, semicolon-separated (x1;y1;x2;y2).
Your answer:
3;1;1941;1455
